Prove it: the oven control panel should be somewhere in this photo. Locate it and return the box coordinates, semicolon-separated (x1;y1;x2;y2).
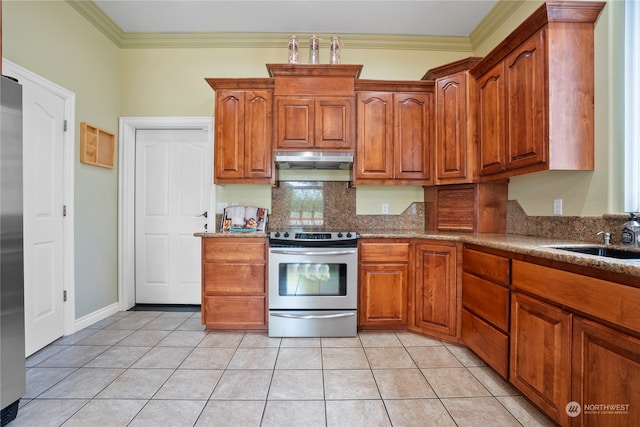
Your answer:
268;230;359;248
269;231;357;241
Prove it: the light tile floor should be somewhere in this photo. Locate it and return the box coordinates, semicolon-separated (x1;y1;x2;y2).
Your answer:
13;310;556;426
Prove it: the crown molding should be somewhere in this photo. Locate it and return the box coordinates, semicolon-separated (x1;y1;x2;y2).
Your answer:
67;0;473;52
119;32;473;51
469;0;524;51
67;0;124;46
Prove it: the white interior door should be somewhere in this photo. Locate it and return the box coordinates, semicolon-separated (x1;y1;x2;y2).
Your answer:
20;72;66;355
135;128;211;304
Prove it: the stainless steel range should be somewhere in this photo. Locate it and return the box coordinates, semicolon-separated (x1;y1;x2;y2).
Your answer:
268;230;358;337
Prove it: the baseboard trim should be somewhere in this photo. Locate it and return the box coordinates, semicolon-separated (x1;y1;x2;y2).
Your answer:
72;302;120;333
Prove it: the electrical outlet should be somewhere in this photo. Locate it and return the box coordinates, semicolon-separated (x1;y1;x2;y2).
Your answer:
381;203;389;214
553;199;563;216
409;204;417;215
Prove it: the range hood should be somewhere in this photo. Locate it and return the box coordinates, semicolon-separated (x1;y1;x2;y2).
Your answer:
274;151;354;170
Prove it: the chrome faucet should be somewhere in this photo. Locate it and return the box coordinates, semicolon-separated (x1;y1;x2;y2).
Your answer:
597;231;611;245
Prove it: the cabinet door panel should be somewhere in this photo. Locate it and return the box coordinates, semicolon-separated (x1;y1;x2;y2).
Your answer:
356;92;394;179
215;91;244;179
505;31;546;169
275;97;314;149
316;97;355;149
477;63;506;176
436;74;467;180
359;264;408;327
412;243;457;337
394;93;432;180
244;91;273;178
511;292;571;425
572;318;640;427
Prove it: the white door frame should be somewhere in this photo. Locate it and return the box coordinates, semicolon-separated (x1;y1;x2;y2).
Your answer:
118;117;214;310
2;59;76;336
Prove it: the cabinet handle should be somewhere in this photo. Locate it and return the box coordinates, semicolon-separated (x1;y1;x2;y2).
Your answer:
269;250;356;256
270;312;355;320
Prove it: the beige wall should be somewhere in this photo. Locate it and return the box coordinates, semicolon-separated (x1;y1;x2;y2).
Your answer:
3;0;121;318
119;47;466;118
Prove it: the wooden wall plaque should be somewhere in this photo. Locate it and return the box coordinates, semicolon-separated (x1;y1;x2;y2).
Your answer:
80;122;115;168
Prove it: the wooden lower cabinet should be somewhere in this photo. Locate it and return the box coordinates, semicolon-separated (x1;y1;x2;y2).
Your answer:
358;239;409;328
572;317;640;427
409;241;460;341
510;292;572;426
201;237;267;330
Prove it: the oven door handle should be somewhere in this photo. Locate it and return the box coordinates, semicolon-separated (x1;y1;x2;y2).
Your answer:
269;249;356;256
270;312;356;320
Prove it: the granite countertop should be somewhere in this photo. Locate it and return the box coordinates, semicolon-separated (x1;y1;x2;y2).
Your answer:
195;230;640;279
195;231;268;238
359;230;640;279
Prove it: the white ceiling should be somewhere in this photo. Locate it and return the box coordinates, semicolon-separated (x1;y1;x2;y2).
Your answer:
93;0;500;37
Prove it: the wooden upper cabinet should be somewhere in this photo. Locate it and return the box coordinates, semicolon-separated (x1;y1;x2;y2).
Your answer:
275;96;355;150
477;62;507;176
355;92;394;180
394;93;433;181
355;81;434;185
471;1;604;180
424;57;481;184
268;64;361;151
505;32;546;170
206;79;274;184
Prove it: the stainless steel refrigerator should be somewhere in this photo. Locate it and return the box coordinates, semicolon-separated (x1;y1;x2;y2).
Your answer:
0;75;25;426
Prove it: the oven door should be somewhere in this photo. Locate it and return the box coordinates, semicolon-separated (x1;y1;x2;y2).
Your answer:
268;246;357;310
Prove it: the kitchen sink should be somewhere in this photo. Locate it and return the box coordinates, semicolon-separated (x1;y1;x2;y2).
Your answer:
550;246;640;260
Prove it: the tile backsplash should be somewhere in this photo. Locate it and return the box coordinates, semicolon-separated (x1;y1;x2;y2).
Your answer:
506;201;629;244
217;181;629;244
268;181;423;231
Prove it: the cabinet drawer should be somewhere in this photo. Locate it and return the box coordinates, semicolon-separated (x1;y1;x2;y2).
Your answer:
463;248;510;285
203;263;265;294
461;309;509;378
202;239;266;262
202;295;267;329
360;241;409;263
462;272;509;332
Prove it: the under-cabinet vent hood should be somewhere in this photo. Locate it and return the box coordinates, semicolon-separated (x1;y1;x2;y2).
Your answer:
274;151;354;170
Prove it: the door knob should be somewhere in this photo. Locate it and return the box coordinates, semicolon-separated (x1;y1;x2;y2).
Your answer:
197;211;208;218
